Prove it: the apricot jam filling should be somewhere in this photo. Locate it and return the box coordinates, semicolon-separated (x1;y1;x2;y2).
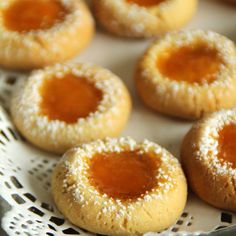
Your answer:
3;0;67;32
157;44;223;84
89;151;161;200
39;74;102;124
126;0;165;7
218;124;236;169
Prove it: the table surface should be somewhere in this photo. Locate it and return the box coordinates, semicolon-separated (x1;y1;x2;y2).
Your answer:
1;0;236;235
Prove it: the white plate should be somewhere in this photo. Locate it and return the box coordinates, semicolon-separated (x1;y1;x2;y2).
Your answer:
0;0;236;235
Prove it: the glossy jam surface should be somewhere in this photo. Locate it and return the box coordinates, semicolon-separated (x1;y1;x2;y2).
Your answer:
218;124;236;169
89;151;160;200
157;44;222;84
126;0;165;7
40;74;102;124
3;0;67;32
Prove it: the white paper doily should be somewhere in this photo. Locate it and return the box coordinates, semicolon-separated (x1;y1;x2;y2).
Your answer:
0;70;235;236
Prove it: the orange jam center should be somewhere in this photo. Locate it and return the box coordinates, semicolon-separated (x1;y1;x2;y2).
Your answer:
40;74;102;124
89;151;160;200
218;124;236;169
3;0;67;32
126;0;165;7
157;44;222;84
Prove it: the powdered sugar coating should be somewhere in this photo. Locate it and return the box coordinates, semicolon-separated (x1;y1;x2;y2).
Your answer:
142;30;236;92
102;0;164;36
136;30;236;119
13;63;123;128
194;109;236;178
10;62;131;153
0;0;94;69
94;0;197;38
59;137;183;218
0;0;82;35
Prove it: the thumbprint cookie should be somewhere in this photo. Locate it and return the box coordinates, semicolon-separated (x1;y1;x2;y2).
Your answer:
52;137;187;235
10;63;131;154
0;0;94;70
92;0;197;37
181;109;236;211
135;30;236;119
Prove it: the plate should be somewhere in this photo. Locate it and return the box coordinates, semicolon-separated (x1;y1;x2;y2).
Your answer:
0;0;236;235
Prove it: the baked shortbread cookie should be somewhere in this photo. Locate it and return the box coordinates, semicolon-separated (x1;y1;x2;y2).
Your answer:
52;137;187;235
92;0;197;37
0;0;94;70
135;30;236;119
10;62;131;154
181;109;236;212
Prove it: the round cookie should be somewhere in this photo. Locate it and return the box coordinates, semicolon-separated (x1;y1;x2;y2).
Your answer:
52;137;187;235
135;30;236;119
0;0;94;70
92;0;197;38
181;109;236;212
10;62;131;154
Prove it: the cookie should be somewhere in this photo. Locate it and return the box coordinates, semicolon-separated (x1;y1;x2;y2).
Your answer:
92;0;197;37
135;30;236;119
0;0;94;69
10;62;131;154
181;109;236;211
52;137;187;235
